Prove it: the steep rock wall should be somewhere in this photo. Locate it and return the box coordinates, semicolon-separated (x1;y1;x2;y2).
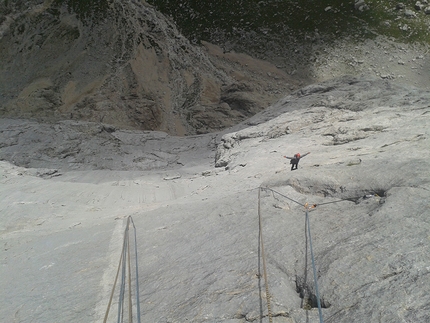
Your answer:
0;0;297;135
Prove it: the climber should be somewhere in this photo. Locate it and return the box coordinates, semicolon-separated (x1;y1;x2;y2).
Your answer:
283;152;310;171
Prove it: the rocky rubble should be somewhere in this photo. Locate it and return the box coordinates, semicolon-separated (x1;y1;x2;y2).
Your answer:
0;118;218;171
0;0;297;135
2;0;429;136
354;0;369;12
147;0;430;90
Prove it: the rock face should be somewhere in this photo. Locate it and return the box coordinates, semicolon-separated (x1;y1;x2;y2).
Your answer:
1;76;429;322
0;2;429;323
0;118;218;171
215;75;430;167
0;0;297;135
2;0;429;136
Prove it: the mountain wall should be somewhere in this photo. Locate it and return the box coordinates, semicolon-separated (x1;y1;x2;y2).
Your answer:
0;0;297;135
1;1;428;136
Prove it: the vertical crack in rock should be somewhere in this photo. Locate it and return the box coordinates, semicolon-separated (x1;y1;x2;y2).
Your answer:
295;275;331;310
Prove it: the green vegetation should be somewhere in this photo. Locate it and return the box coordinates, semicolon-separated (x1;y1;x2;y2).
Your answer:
362;0;430;43
146;0;429;44
53;0;112;23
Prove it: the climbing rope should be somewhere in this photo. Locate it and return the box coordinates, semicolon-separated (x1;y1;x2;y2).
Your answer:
104;216;141;323
100;188;373;323
130;217;141;323
262;186;364;209
261;186;303;207
259;186;327;323
259;185;381;322
305;209;324;323
258;187;273;323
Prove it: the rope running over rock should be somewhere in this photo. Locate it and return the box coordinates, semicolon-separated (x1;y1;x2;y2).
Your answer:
259;186;375;320
305;209;324;323
104;216;141;323
101;189;370;322
258;187;273;323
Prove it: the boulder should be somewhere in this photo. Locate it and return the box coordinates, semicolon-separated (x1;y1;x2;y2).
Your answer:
404;9;418;18
396;3;406;10
355;0;369;11
415;1;426;10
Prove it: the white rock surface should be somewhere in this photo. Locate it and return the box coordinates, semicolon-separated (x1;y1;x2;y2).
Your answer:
1;76;429;322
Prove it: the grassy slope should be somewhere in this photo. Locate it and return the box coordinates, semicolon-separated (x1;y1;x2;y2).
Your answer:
146;0;430;47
